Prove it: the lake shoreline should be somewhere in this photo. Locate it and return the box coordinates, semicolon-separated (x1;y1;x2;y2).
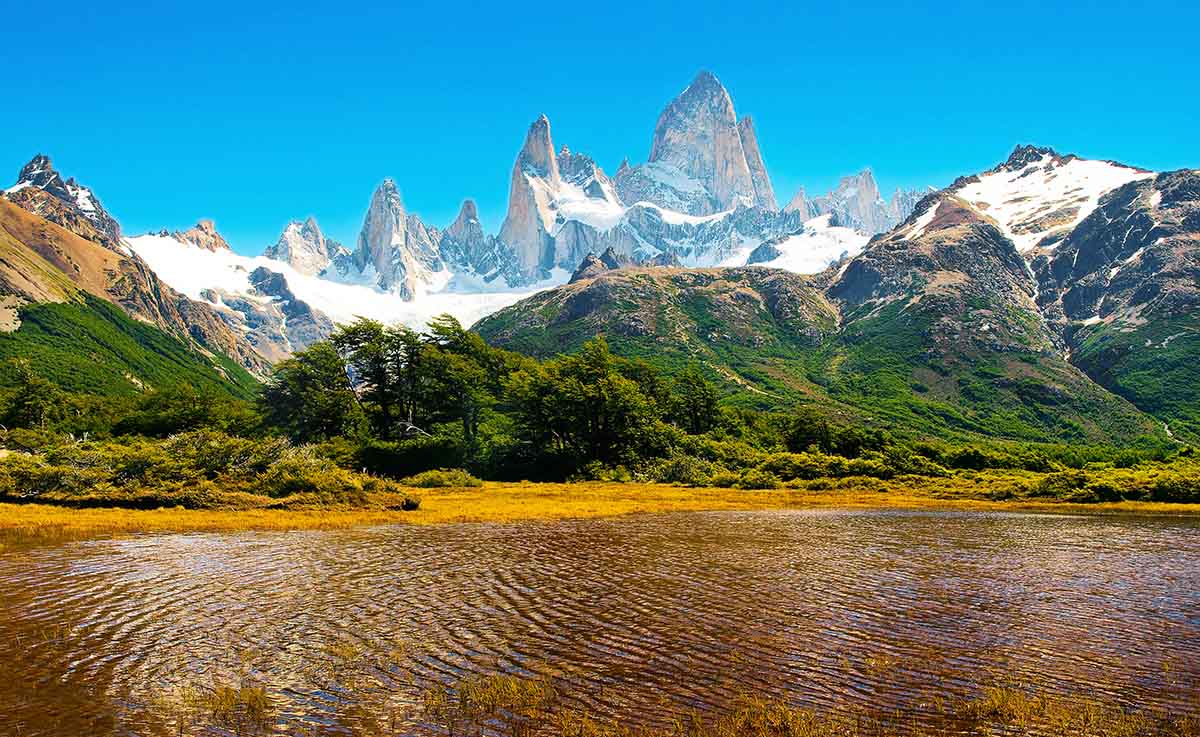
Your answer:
3;480;1198;551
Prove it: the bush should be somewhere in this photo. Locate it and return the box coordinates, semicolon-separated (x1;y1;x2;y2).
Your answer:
646;454;722;486
734;468;782;490
1150;472;1200;503
358;436;464;478
0;431;424;510
400;468;483;488
570;462;634;483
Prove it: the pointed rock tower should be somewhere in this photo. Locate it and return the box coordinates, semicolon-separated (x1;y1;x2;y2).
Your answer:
264;216;348;275
498;114;561;280
736;116;777;211
615;71;776;215
352;179;443;300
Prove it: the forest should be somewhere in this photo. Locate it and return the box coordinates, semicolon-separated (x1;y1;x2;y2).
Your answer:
0;315;1197;511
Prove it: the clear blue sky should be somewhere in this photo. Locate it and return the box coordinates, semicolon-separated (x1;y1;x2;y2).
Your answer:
2;0;1197;254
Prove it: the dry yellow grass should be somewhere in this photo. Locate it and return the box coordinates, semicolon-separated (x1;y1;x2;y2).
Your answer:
1;479;1197;552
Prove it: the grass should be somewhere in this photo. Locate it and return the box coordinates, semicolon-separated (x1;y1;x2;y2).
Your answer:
3;478;1197;552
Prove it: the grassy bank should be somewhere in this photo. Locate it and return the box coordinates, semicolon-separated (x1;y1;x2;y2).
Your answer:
3;477;1198;552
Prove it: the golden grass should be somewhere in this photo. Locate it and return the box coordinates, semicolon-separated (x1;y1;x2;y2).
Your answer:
2;478;1197;552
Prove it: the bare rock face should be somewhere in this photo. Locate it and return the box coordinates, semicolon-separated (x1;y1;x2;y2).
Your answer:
439;199;519;285
887;187;926;225
809;170;889;234
348;179;444;300
263;216;348;276
5;154;123;250
498;115;561;279
784;175;924;235
784;186;813;217
616;71;767;216
737;116;777;211
175;219;233;252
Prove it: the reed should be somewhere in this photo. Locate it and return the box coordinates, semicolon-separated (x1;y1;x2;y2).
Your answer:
3;478;1197;552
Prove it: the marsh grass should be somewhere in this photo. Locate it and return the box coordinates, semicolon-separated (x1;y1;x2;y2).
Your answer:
3;477;1198;552
140;668;1200;737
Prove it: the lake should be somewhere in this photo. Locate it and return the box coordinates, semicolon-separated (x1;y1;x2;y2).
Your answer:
1;509;1197;734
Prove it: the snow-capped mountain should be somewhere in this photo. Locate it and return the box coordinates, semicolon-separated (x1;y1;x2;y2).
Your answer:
614;71;775;214
785;169;925;235
334;178;446;299
4;154;125;252
125;225;563;348
28;70;927;363
950;145;1153;253
262;217;349;276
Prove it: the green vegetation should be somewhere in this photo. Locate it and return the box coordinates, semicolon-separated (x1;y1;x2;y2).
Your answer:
0;430;419;511
474;270;1167;446
401;468;484;488
0;293;258;399
1072;314;1200;442
0;310;1195;514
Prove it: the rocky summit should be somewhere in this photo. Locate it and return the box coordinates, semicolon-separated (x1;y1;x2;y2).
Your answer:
7;76;1193;449
263;217;348;276
477;145;1200;444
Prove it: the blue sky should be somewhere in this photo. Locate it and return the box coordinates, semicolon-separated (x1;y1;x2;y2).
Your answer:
2;1;1197;254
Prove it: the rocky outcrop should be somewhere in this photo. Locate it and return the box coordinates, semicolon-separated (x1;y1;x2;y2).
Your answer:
615;71;769;216
737;116;777;211
809;170;893;235
263;217;348;276
4;155;124;252
1034;169;1200;330
343;179;444;300
784;174;923;236
202;267;335;361
175;219;233;252
784;186;812;217
498;115;562;280
439;199;523;288
568;247;636;283
746;238;784;265
0;197;270;376
887;187;926;225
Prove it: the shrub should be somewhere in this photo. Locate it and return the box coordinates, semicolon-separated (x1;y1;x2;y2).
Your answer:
358;436;464;478
400;468;483;488
733;468;782;490
646;454;721;486
570;462;634;483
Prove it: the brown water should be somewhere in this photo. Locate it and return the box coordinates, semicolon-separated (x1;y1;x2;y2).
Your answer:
1;509;1198;735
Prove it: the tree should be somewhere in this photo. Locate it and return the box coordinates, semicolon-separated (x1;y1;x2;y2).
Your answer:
3;359;63;430
670;366;720;434
331;319;396;437
507;337;658;469
785;407;833;453
259;343;363;441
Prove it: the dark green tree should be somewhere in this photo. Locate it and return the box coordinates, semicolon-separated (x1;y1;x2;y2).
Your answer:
330;319;396;437
670;365;720;434
259;343;362;441
3;359;64;430
508;337;657;468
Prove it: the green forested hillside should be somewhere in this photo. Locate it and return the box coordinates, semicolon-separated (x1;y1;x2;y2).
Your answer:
0;293;258;400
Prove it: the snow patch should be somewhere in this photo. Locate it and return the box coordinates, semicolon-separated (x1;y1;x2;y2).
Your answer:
125;233;566;330
905;201;941;240
953;154;1153;252
747;215;870;274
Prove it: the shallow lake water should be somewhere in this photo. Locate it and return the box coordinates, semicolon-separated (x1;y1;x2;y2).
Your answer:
1;508;1198;734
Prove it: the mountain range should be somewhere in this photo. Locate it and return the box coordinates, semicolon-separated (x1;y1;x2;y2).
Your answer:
1;71;1196;444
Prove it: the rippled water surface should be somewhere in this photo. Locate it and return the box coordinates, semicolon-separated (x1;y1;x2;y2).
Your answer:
1;509;1198;734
